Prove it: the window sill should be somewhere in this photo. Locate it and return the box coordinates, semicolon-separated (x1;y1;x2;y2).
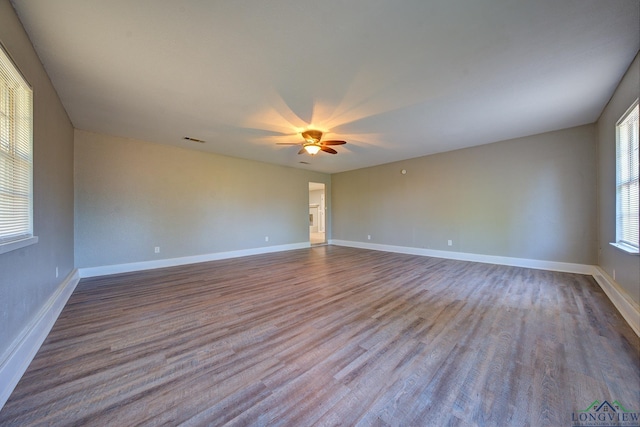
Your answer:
609;242;639;255
0;236;39;255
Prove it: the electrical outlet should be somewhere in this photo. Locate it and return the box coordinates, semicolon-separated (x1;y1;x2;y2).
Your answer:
154;247;160;253
448;240;453;246
265;236;269;242
367;235;371;240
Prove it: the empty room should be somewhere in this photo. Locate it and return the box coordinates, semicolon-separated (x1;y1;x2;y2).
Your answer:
1;0;639;425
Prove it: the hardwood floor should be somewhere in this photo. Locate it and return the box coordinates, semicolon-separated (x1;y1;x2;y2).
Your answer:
310;232;326;245
1;246;638;426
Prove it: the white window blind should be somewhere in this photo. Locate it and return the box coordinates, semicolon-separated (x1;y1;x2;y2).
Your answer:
615;100;639;251
0;44;33;245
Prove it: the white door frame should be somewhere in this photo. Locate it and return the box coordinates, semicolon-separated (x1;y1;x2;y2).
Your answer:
309;182;326;242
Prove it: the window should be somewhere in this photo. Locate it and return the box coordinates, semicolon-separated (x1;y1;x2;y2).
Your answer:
613;100;639;254
0;43;36;254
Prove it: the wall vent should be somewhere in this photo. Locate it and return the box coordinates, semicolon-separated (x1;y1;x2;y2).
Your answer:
183;136;206;143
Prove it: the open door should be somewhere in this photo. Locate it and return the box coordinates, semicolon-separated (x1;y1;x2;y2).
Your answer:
309;182;326;245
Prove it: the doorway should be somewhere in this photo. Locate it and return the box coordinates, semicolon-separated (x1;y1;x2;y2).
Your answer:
309;182;326;245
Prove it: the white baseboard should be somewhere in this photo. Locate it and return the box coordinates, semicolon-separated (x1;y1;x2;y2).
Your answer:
0;269;80;410
330;240;595;274
592;267;640;337
79;242;311;278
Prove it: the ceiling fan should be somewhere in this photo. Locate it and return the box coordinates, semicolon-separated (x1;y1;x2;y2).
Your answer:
277;130;346;155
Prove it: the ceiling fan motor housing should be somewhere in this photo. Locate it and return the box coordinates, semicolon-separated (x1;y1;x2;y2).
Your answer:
301;130;323;143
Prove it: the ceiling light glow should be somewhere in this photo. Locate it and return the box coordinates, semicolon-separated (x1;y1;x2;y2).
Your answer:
304;144;321;155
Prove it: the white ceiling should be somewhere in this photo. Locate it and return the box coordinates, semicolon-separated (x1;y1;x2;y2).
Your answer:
11;0;640;174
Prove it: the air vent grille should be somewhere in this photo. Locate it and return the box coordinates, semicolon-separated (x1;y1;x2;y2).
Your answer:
183;136;206;143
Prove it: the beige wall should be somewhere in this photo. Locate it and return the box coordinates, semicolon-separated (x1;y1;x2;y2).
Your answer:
74;130;330;268
0;1;75;357
332;125;597;265
597;53;639;304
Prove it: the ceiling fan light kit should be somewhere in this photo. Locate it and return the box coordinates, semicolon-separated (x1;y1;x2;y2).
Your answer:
304;144;322;155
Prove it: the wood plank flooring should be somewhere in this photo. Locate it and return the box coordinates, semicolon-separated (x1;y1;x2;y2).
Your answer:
1;246;638;426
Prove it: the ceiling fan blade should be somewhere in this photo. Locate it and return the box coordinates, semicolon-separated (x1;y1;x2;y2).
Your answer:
322;140;347;145
276;142;303;145
321;146;338;154
298;147;307;155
